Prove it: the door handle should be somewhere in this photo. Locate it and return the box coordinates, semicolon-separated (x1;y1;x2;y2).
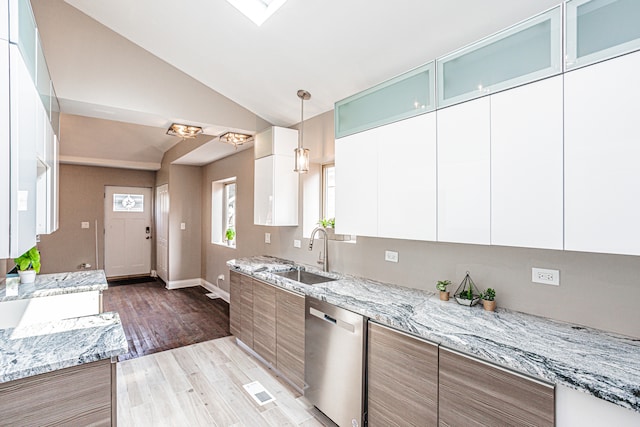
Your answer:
146;236;152;240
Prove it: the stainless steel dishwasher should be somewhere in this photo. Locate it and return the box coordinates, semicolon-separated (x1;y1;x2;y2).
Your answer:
305;297;366;427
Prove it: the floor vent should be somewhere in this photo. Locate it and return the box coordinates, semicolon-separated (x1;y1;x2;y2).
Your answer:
243;381;276;406
205;292;220;300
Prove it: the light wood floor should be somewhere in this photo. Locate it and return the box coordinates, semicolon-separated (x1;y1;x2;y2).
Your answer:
117;336;336;426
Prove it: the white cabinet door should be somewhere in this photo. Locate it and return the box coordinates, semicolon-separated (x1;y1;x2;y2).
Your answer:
378;113;437;241
0;39;9;257
0;0;7;41
491;76;563;250
9;44;37;257
437;97;491;245
254;155;299;226
335;130;378;237
565;51;640;255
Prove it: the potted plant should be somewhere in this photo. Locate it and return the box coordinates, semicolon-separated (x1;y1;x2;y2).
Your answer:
318;218;335;229
481;288;496;312
14;246;41;284
453;272;481;306
225;228;236;245
436;280;451;301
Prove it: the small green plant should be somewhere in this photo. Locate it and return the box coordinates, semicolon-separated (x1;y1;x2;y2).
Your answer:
225;228;236;241
14;247;41;273
436;280;451;292
482;288;496;301
318;218;335;228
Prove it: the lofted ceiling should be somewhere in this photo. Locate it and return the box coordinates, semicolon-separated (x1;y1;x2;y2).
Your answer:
32;0;562;170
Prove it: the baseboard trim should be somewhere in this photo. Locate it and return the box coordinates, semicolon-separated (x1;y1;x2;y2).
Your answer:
166;278;202;290
201;280;230;303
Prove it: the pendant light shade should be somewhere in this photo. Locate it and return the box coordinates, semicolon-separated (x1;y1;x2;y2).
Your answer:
294;89;311;173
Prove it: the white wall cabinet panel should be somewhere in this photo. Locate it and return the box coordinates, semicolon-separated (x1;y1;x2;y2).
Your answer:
565;51;640;255
254;155;298;226
9;44;37;257
0;39;9;257
335;131;378;237
1;0;8;41
437;97;491;245
378;113;437;241
491;76;564;250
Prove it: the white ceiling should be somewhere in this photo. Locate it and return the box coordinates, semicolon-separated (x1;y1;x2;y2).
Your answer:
34;0;563;169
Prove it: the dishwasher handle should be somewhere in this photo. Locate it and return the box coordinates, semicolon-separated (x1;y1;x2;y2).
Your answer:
309;307;355;333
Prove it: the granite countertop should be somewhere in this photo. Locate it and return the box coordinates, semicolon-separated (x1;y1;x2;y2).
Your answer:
0;270;108;302
228;256;640;413
0;311;128;383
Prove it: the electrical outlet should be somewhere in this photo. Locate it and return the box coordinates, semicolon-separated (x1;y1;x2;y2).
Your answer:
385;250;399;263
265;233;271;244
532;268;560;286
180;222;186;230
293;239;301;248
81;222;90;229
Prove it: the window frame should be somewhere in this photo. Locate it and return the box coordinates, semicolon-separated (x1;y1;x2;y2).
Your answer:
322;163;335;221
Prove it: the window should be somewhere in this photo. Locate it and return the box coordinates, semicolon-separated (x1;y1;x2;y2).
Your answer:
113;193;144;212
224;182;236;246
322;164;335;220
212;177;237;247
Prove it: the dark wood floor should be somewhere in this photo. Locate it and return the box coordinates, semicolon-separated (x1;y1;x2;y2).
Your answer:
103;279;230;361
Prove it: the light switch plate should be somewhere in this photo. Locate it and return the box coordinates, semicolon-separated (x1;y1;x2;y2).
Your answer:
265;233;271;244
180;222;186;230
81;222;90;229
293;239;301;248
385;250;399;263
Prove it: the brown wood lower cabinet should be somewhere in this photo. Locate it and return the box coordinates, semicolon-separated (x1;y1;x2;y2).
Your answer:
252;280;277;365
439;347;555;427
0;359;115;426
276;288;305;390
228;271;305;391
367;322;438;427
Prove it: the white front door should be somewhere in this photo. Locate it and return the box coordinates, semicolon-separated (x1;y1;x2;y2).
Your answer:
155;184;169;282
104;186;152;278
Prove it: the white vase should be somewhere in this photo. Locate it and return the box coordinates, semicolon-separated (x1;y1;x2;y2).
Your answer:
18;270;36;284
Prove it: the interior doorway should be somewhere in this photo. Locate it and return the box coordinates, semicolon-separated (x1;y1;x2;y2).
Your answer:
104;186;152;278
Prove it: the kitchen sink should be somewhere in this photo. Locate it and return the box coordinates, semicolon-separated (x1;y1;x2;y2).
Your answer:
274;270;337;285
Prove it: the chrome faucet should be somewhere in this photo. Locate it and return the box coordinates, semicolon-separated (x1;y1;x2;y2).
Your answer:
309;227;329;272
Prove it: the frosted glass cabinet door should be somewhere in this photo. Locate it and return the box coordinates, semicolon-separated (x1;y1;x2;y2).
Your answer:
437;97;491;245
491;76;564;250
565;51;640;256
335;62;434;138
437;7;561;108
566;0;640;70
378;113;437;241
335;131;378;237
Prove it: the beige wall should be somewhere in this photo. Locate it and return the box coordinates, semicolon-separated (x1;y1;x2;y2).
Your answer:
37;164;156;274
168;164;202;282
200;111;640;338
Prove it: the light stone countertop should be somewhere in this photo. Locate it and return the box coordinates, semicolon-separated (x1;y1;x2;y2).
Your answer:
228;256;640;413
0;311;128;383
0;270;108;302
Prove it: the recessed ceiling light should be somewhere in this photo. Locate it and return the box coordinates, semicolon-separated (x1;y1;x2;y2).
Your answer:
226;0;288;26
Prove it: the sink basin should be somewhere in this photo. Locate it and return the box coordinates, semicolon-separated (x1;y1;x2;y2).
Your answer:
274;270;337;285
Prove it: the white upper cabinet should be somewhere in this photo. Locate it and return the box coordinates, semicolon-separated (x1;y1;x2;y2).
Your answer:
566;0;640;70
9;43;37;257
437;97;491;245
1;0;8;41
491;76;564;250
335;130;378;237
253;127;299;226
565;51;640;256
0;39;9;257
437;7;561;108
378;113;436;241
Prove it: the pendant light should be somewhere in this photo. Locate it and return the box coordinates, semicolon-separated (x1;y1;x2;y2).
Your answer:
294;89;311;173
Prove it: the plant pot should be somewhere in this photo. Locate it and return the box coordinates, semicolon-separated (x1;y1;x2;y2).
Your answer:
439;291;450;301
18;270;36;284
482;299;496;312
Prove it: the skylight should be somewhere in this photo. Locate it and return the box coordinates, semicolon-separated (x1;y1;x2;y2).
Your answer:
226;0;288;26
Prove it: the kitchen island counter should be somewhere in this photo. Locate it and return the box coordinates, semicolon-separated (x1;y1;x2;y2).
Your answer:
0;270;108;303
